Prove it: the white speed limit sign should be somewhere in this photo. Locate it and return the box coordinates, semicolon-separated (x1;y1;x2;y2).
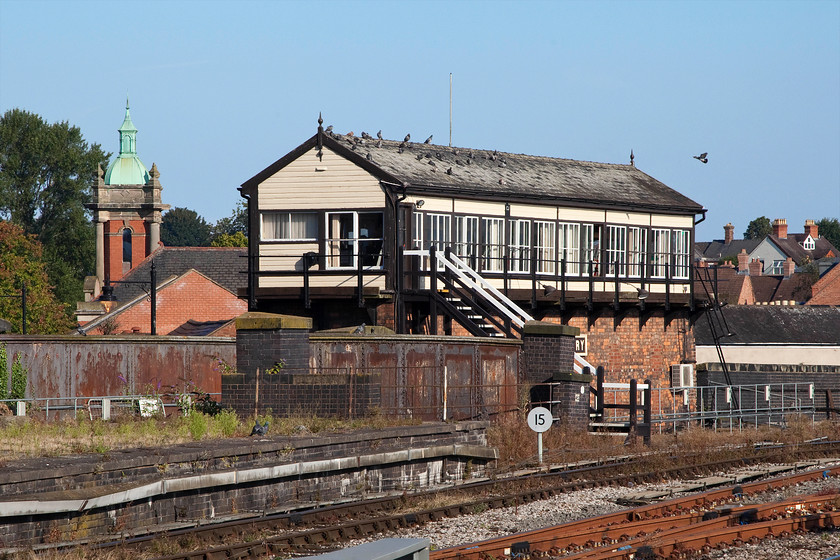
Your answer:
527;406;553;433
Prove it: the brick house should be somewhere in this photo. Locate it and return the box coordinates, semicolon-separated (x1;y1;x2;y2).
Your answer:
77;246;247;335
695;220;839;305
239;119;707;389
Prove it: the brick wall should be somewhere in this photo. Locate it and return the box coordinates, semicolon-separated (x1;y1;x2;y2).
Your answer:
0;423;494;548
96;270;246;335
541;309;694;390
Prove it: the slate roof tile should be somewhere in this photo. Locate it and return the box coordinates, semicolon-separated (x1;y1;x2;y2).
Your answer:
695;305;840;345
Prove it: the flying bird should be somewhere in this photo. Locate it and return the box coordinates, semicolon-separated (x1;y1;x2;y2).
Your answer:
424;135;433;144
693;152;708;164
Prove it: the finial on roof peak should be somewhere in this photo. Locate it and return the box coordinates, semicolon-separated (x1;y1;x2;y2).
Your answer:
630;149;635;167
318;112;323;127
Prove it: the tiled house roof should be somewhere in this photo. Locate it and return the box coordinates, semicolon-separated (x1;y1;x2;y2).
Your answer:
112;247;247;302
767;234;838;264
808;261;840;306
696;239;761;262
695;305;840;345
83;268;247;335
242;133;705;214
695;266;752;304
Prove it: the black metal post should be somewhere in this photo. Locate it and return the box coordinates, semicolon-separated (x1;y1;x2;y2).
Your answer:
150;261;156;336
587;260;594;313
357;251;364;308
530;247;537;310
560;257;566;312
613;260;620;312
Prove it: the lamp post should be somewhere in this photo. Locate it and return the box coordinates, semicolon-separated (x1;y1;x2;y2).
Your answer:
0;281;26;334
101;261;157;335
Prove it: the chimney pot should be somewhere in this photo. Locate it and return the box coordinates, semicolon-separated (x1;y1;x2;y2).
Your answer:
724;222;734;244
772;218;788;239
783;257;795;278
804;219;819;239
748;258;763;276
737;249;750;273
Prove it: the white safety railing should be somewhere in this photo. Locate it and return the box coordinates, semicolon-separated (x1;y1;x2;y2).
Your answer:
404;249;534;329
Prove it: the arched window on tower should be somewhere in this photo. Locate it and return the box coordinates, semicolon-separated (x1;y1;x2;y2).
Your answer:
122;229;132;268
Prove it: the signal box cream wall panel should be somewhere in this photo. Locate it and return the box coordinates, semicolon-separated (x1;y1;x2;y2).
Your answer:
258;147;385;210
650;215;694;228
453;200;506;217
259;274;386;289
605;211;652;226
508;203;557;220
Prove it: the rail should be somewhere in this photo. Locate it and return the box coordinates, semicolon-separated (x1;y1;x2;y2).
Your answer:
1;393;222;421
597;382;817;432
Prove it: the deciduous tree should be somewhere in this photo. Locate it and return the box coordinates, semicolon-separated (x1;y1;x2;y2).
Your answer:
743;216;772;240
816;217;840;250
161;207;212;247
0;109;109;309
0;221;74;334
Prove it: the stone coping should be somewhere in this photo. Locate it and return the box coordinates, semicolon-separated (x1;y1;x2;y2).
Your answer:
235;312;312;331
551;371;595;383
522;321;580;337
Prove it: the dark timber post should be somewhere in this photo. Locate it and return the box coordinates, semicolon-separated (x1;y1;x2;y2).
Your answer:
357;250;364;308
643;378;652;445
429;245;437;335
629;378;638;438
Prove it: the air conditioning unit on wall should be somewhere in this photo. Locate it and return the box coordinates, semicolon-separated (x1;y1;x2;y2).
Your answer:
670;363;695;390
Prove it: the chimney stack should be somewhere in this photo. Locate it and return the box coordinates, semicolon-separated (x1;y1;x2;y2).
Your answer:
804;219;819;239
748;258;763;276
782;257;796;278
737;249;750;273
772;218;788;239
724;222;734;244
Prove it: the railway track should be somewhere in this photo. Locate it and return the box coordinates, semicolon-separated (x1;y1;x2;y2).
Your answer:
84;441;840;560
433;464;840;559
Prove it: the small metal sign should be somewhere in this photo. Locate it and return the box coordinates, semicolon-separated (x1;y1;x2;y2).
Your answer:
527;406;553;433
575;335;588;355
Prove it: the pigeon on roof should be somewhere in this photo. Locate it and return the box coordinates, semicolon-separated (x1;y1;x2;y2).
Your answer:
377;130;382;140
404;133;410;142
424;135;433;144
324;125;333;134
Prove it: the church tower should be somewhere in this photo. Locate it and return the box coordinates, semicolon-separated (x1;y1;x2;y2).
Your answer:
87;100;170;285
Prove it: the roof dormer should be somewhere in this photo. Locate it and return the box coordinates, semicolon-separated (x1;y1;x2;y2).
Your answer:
801;235;816;251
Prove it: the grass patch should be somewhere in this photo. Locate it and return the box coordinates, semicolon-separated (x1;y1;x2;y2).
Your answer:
0;411;420;461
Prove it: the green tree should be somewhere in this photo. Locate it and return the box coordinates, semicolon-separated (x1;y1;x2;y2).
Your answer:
744;216;772;240
0;109;109;309
161;207;212;247
211;231;248;247
0;221;75;334
816;217;840;249
213;200;247;237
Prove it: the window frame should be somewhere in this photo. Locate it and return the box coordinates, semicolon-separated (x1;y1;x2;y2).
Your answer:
324;210;384;270
260;211;318;242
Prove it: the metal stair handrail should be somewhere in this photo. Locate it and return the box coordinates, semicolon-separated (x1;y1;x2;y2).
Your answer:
404;249;534;328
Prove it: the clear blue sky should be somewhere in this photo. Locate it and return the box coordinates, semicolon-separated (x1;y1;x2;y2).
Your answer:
1;0;838;240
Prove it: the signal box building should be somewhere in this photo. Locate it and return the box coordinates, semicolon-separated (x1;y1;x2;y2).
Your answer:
240;120;707;388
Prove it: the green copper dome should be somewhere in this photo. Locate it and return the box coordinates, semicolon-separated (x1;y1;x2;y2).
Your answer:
104;99;150;185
